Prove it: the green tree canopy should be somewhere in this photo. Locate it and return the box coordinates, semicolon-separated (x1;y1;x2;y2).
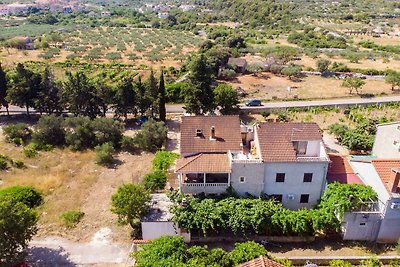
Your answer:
32;114;65;146
114;76;136;119
214;84;239;115
0;63;9;116
385;71;400;91
229;241;267;266
341;77;365;94
6;63;41;116
316;59;331;73
62;71;104;119
159;70;166;122
184;53;215;114
134;119;168;152
0;197;39;266
111;184;150;228
35;67;62;115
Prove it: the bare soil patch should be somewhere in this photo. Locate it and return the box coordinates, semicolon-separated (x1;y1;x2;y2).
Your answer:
224;73;394;101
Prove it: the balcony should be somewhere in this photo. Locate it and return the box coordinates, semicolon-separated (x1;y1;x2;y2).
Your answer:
230;151;263;164
181;183;229;194
179;173;230;195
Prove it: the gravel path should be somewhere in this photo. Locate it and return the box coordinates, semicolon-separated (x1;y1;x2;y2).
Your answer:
28;228;133;267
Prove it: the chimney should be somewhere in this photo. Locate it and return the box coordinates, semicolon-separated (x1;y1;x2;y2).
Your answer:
210;126;216;140
391;169;400;193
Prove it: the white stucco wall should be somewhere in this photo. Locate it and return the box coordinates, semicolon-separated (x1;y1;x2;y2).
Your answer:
305;141;320;157
230;162;264;196
263;162;329;210
372;123;400;158
342;212;381;241
141;222;191;242
377;198;400;243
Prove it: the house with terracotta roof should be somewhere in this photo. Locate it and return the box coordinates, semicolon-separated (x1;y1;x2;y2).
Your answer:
342;158;400;242
327;154;363;184
236;256;284;267
175;116;330;210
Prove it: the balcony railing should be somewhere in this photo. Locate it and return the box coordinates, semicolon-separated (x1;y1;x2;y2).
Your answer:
181;183;229;194
231;159;263;164
182;183;229;187
297;156;329;162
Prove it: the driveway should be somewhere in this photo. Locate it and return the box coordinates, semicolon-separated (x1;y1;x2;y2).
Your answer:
28;228;133;267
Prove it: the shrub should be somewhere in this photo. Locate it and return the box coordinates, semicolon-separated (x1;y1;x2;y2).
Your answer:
134;119;168;152
229;241;267;265
120;136;136;152
329;123;349;141
3;123;31;143
261;111;271;118
64;116;95;151
143;170;168;191
360;257;382;267
277;112;289;122
329;260;352;267
152;151;179;171
0;157;8;170
95;142;115;165
60;210;84;228
0;186;43;208
12;160;24;168
218;68;236;80
23;144;39;158
92;117;124;147
32;115;65;146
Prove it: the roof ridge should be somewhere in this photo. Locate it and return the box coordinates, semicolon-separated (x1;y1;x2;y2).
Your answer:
261;256;266;267
372;159;400;162
175;153;203;172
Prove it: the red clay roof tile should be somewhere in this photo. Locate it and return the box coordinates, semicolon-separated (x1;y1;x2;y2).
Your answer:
237;256;285;267
180;116;242;155
256;122;322;162
372;159;400;193
175;153;231;173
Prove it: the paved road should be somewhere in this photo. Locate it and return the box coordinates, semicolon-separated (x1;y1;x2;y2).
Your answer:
1;95;400;115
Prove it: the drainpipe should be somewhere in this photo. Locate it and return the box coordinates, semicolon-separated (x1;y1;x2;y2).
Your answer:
203;173;206;185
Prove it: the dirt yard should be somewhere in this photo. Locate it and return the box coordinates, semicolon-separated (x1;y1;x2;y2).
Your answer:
0;120;154;243
225;72;395;101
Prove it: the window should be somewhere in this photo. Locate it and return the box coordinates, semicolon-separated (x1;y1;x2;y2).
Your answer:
272;194;283;203
276;173;285;182
294;141;307;155
300;194;309;203
303;173;313;183
360;223;366;226
239;176;245;183
195;129;203;138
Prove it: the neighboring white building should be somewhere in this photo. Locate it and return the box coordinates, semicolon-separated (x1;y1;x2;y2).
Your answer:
0;5;9;16
372;122;400;158
7;3;30;15
344;158;400;243
175;116;330;210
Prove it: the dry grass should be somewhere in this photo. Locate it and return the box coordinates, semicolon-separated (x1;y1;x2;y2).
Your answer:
297;54;400;72
224;73;395;101
0;126;154;242
353;35;400;46
0;141;100;223
246;106;400;131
